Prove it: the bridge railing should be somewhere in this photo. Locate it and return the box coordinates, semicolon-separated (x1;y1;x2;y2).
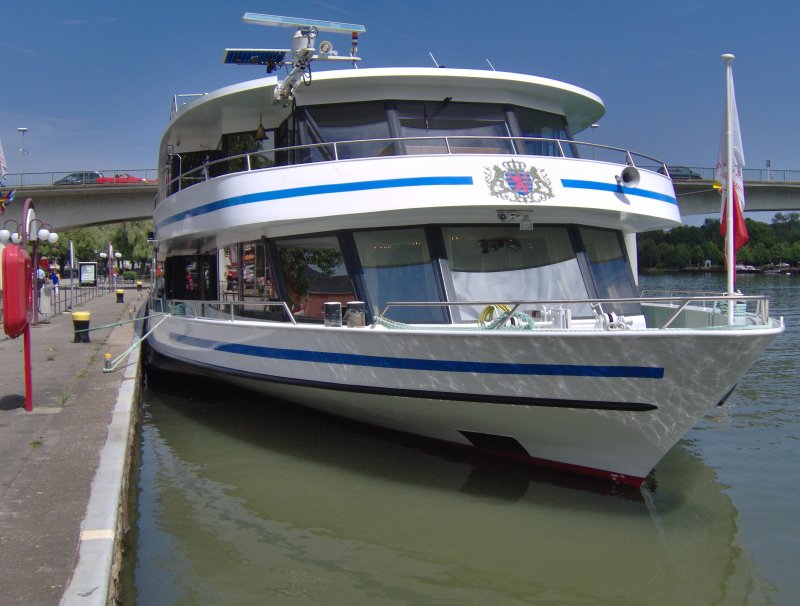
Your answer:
649;166;800;182
4;164;800;190
0;168;158;188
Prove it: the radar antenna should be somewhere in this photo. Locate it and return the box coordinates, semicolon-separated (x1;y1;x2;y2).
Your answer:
222;13;366;104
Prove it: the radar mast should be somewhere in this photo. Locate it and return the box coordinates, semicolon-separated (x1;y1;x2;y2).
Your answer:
221;12;366;104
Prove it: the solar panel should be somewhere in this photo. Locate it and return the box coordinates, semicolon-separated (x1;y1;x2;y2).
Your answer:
222;49;288;72
242;12;365;34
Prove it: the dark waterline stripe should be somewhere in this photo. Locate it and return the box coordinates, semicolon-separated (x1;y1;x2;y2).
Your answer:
169;332;665;379
157;175;474;229
149;344;659;412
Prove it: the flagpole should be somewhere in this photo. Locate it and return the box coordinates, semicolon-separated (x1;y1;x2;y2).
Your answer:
722;53;735;323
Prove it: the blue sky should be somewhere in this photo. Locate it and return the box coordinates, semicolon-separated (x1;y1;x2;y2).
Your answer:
2;0;798;182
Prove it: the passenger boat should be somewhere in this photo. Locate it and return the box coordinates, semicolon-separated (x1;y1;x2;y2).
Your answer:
146;13;784;487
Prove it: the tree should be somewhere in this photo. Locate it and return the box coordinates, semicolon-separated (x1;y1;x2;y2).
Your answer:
637;214;799;271
110;221;155;268
769;242;791;266
638;238;660;269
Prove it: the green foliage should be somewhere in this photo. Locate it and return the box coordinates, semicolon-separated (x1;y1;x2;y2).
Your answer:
638;216;800;270
123;270;136;281
43;222;154;272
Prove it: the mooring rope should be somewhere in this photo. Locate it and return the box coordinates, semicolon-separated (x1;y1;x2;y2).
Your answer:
73;313;165;334
102;313;171;373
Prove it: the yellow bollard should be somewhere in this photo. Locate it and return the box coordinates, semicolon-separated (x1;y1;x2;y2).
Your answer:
72;311;91;343
116;289;124;303
104;353;112;371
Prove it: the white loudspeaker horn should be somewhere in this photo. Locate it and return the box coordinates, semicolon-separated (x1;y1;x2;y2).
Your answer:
318;40;333;54
616;166;640;188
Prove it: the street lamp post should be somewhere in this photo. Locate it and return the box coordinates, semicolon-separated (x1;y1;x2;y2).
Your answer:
21;202;59;326
99;251;108;289
115;251;122;283
0;198;58;411
18;127;28;186
590;123;599;159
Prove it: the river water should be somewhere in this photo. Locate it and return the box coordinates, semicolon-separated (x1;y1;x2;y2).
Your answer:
122;274;799;605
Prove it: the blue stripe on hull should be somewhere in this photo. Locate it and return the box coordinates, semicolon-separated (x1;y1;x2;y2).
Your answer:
170;333;664;379
157;175;474;228
560;179;677;204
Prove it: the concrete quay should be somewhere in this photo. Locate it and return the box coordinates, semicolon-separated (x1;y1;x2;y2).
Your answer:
0;288;146;605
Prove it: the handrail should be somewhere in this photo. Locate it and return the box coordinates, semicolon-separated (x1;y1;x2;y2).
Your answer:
374;294;775;329
154;297;297;325
171;93;207;117
163;135;669;195
152;293;776;330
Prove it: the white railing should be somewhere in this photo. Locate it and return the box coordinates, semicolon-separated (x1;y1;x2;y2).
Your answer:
152;298;297;325
163;136;668;196
150;293;777;330
374;293;775;330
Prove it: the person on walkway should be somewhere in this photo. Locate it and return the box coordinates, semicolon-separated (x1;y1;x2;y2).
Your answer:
50;270;60;297
37;266;46;313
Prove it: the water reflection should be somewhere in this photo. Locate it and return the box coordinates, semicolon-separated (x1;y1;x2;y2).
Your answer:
125;371;772;605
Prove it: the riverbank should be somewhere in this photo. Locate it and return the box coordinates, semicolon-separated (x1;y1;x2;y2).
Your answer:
0;288;146;605
641;266;798;275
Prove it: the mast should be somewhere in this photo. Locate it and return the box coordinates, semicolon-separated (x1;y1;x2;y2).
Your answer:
722;53;735;299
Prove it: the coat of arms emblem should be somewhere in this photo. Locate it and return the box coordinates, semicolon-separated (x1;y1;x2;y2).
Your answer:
484;159;554;203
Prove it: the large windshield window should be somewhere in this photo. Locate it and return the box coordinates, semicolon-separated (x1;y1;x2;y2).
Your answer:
396;102;513;155
514;106;574;157
274;236;355;321
579;227;640;315
298;102;391;162
353;228;446;323
443;225;592;320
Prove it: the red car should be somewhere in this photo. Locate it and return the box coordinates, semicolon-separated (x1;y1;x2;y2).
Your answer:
95;173;156;184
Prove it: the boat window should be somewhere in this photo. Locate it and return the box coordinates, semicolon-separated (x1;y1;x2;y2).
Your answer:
298;102;392;162
164;254;217;301
353;228;446;323
578;227;641;315
240;241;276;302
442;225;592;320
514;106;574;158
395;102;513;155
168;150;225;194
274;235;355;321
219;131;275;173
219;246;240;299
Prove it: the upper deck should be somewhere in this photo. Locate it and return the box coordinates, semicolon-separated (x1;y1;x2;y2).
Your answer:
162;67;606;149
154;67;678;250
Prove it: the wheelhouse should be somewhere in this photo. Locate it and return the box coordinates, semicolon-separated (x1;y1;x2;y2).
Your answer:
160;222;640;324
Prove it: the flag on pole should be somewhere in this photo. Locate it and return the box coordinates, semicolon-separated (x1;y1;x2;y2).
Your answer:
0;137;7;183
0;189;15;214
714;74;748;252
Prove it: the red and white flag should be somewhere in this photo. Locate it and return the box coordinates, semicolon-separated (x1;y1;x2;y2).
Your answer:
0;137;7;183
714;75;748;252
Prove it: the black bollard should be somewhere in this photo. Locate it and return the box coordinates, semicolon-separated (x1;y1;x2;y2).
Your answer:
116;289;124;303
72;311;91;343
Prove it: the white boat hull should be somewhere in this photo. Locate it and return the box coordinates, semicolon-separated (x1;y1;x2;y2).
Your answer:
146;312;780;486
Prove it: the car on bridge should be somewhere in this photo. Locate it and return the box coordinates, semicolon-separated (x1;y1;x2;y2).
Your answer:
96;173;156;184
54;171;104;185
663;165;703;180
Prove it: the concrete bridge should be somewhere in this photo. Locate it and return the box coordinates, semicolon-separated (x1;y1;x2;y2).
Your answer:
2;168;799;231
